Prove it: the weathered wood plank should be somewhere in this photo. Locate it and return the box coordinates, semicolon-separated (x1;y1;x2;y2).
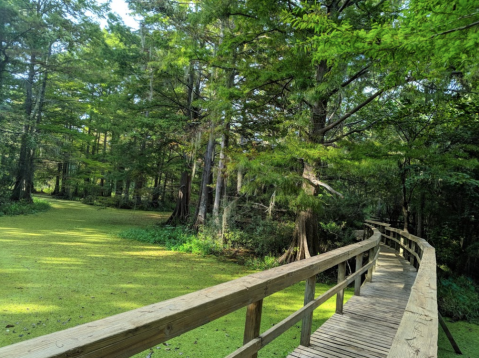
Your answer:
387;247;437;358
288;243;424;358
243;299;263;358
354;253;363;296
300;276;316;346
335;262;346;314
0;231;382;358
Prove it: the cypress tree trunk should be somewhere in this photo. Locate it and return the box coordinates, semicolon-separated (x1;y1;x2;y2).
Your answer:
11;48;49;202
166;171;191;225
193;124;215;229
124;177;131;202
281;60;329;262
52;163;62;195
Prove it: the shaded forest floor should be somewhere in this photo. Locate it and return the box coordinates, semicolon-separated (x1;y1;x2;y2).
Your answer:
0;197;351;358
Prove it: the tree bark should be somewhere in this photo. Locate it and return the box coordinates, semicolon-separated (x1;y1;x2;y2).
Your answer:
279;209;320;263
193;123;215;229
166;171;191;225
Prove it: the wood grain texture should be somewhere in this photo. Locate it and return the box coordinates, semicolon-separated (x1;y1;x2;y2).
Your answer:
287;245;418;358
0;228;382;358
243;299;263;358
300;276;316;346
365;220;438;358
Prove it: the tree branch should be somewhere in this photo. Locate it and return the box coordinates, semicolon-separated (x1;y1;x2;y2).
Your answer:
324;118;381;143
317;88;384;135
432;20;479;37
303;163;344;198
328;65;370;97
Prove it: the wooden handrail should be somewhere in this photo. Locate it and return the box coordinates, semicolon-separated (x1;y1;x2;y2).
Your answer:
0;228;382;358
365;220;438;358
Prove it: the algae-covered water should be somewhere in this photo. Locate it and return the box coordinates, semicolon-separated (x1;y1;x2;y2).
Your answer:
0;197;349;357
438;318;479;358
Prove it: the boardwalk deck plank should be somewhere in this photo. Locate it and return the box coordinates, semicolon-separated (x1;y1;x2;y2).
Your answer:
287;245;416;358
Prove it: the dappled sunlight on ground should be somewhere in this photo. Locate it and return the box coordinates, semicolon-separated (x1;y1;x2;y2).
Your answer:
1;303;60;314
0;198;252;352
0;197;348;358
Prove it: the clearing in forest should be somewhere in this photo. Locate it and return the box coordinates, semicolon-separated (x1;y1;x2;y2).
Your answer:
0;197;350;358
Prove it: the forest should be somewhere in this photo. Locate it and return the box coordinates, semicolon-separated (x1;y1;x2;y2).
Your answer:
1;0;479;327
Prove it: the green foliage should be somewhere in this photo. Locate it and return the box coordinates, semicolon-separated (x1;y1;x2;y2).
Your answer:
118;226;221;256
0;197;51;216
438;274;479;322
244;256;279;270
224;217;294;258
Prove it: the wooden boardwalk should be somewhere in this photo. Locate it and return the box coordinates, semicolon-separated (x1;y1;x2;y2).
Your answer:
0;223;438;358
287;244;417;358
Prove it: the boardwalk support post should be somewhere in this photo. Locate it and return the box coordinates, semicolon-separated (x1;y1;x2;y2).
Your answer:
409;241;416;266
354;253;363;296
399;232;404;256
336;261;346;314
243;299;263;358
300;275;316;346
439;312;463;355
366;247;375;282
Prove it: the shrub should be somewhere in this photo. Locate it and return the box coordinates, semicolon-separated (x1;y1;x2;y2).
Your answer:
225;218;294;257
244;255;279;270
0;197;51;216
118;226;221;256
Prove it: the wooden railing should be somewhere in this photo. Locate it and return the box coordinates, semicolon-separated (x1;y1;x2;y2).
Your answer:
0;227;382;358
365;220;438;358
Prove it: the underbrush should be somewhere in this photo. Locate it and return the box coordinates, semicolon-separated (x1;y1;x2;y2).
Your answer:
118;214;295;269
244;255;280;270
81;195;176;211
118;226;222;256
438;273;479;322
0;197;51;216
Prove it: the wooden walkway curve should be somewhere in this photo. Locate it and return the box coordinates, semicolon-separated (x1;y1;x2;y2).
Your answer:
0;221;437;358
287;245;417;358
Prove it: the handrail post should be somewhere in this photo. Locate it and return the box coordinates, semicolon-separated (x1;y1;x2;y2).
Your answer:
243;299;263;358
403;235;409;261
336;262;346;314
354;253;363;296
366;247;375;282
409;241;416;266
300;275;316;346
399;232;404;256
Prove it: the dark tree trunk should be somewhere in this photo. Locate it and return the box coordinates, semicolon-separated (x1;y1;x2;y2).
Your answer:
52;162;62;195
133;178;143;206
151;153;165;207
166;171;191;225
416;192;425;237
193;124;215;229
400;159;411;232
124;178;131;202
60;161;69;197
281;60;329;262
151;174;160;208
279;210;320;264
115;179;123;196
11;54;36;203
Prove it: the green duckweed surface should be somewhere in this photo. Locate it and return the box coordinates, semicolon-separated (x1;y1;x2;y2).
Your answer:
0;197;350;357
438;318;479;358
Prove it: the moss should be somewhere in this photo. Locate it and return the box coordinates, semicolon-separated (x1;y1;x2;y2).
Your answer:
438;318;479;358
0;197;350;357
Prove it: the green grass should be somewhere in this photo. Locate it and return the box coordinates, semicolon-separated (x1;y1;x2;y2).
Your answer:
0;197;352;358
438;318;479;358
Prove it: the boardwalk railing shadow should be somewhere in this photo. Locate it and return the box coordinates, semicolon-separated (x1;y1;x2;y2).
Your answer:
0;221;437;358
